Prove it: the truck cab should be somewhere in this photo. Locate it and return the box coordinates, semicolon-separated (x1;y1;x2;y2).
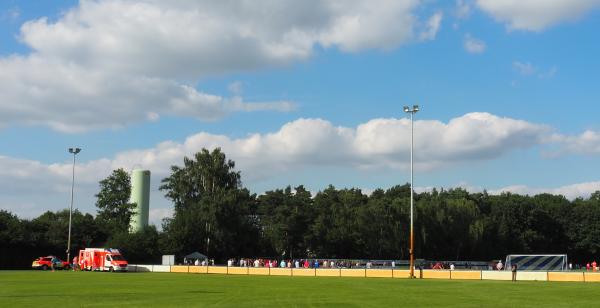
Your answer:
104;251;128;272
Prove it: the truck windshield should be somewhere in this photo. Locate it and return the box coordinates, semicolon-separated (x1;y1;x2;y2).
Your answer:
111;255;125;261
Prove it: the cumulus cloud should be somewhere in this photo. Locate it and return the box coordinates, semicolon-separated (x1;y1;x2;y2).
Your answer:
547;130;600;156
0;112;554;218
476;0;600;31
464;34;486;53
489;182;600;200
418;181;600;201
0;0;435;132
0;57;294;132
419;12;443;41
4;112;600;222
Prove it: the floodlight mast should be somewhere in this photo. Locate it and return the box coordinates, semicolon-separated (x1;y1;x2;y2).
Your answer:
403;105;419;278
66;147;81;265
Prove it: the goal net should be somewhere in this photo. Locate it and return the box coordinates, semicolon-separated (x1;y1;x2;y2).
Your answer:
505;254;567;271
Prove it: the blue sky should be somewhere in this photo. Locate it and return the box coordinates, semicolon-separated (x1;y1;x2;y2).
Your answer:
1;0;599;224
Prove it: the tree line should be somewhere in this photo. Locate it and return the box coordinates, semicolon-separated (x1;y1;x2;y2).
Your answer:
1;148;599;268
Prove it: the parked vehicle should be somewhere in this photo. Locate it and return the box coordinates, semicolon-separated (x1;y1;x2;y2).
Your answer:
32;256;70;270
78;248;128;272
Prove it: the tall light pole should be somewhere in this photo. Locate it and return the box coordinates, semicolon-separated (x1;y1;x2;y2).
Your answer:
403;105;419;278
66;147;81;265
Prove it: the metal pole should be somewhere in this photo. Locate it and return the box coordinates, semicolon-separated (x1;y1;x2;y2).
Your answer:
409;111;414;278
66;153;76;263
66;148;80;265
404;105;418;278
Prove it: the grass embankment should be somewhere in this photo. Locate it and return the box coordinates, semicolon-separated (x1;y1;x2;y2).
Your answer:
0;271;597;307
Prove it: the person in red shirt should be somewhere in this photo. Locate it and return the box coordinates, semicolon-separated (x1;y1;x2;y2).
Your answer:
586;263;590;271
593;261;597;272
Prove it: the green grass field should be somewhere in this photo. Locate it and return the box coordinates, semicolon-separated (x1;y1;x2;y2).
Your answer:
1;271;598;307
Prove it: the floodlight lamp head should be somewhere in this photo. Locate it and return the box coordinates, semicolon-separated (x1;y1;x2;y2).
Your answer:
69;147;81;154
413;105;419;112
403;106;410;113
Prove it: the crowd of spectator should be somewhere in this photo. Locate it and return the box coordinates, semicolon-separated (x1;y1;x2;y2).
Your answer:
180;257;406;268
180;258;595;271
224;258;368;269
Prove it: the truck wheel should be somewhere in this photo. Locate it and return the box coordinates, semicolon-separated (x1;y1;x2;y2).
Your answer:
42;265;48;271
109;267;114;272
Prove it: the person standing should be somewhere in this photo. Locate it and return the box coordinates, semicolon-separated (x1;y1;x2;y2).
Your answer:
496;260;503;271
593;260;598;272
450;263;455;271
72;256;78;271
51;256;59;272
511;263;518;282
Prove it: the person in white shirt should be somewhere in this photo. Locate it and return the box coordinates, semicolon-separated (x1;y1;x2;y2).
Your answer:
496;261;503;271
254;259;259;267
295;260;300;268
391;261;396;268
194;259;199;266
450;263;455;271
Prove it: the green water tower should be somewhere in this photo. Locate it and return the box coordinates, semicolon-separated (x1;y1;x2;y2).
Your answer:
129;169;150;233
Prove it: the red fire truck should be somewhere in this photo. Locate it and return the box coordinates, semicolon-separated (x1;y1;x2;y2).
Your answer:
78;248;129;272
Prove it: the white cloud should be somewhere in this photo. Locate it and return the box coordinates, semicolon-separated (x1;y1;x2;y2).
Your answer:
0;56;294;132
456;0;471;19
0;0;434;132
0;112;554;219
228;81;243;96
476;0;600;31
417;181;600;200
464;33;486;53
1;6;20;21
513;61;536;75
3;112;600;222
419;12;443;41
489;182;600;200
149;207;173;226
513;61;558;79
548;130;600;156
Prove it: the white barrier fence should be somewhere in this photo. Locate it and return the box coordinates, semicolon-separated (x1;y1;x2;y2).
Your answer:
125;265;600;282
